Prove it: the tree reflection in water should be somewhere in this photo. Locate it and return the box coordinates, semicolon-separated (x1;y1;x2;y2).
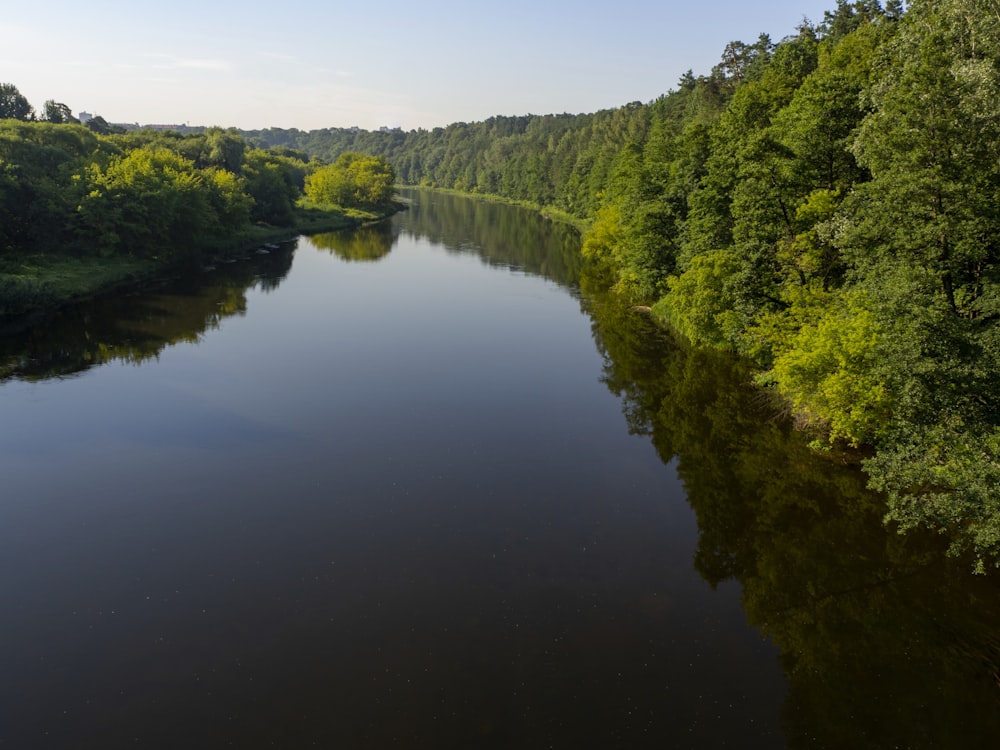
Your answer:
0;242;295;382
310;222;396;263
395;191;1000;744
581;268;1000;748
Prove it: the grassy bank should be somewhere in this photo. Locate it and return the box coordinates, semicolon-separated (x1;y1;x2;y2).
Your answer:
0;254;154;320
0;203;402;322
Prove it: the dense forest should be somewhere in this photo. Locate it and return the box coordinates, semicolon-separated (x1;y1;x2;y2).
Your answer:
4;0;1000;568
246;0;1000;569
0;103;396;316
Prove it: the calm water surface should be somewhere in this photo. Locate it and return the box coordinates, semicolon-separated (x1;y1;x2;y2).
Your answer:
1;191;998;748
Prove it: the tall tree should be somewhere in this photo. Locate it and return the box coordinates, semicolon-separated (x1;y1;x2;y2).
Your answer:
835;0;1000;564
0;83;33;121
41;100;78;124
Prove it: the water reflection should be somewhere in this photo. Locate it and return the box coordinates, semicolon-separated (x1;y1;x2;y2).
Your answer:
579;269;1000;747
0;242;295;382
0;191;582;383
399;189;584;287
310;221;396;262
393;191;1000;743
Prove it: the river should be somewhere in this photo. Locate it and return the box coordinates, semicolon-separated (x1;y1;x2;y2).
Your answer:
1;190;998;748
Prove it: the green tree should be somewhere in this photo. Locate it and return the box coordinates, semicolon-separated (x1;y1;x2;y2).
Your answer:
0;121;105;252
845;0;1000;318
654;249;743;349
201;127;246;172
769;289;893;445
204;168;252;232
243;149;302;225
819;0;1000;565
0;83;33;121
84;115;114;135
41;100;78;124
304;152;395;210
79;146;213;258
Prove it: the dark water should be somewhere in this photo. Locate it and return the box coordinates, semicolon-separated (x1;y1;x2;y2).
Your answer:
1;191;998;748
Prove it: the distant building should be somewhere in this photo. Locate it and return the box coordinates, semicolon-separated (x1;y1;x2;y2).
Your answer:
78;111;93;124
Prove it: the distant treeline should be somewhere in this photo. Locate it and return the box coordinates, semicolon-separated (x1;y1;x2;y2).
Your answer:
245;107;644;220
251;0;1000;568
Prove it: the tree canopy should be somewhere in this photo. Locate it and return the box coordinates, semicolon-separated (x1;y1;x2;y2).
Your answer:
0;83;33;121
304;152;396;211
0;112;397;269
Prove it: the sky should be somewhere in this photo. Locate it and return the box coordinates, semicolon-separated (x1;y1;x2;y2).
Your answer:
3;0;843;132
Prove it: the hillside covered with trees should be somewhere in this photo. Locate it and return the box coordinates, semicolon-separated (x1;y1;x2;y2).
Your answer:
246;0;1000;569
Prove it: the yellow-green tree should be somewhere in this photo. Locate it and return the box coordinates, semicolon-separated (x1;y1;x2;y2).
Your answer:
304;152;395;210
78;147;213;258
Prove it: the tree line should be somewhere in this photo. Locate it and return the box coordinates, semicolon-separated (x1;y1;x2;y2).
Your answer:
0;85;396;267
247;106;646;220
245;0;1000;568
0;83;117;133
0;120;296;262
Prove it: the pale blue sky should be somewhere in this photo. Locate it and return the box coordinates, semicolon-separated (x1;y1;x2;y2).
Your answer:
3;1;841;130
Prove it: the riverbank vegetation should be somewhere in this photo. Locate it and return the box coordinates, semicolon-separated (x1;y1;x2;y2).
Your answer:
0;109;397;317
246;0;1000;568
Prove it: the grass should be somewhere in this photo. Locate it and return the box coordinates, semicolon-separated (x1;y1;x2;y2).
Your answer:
0;254;153;318
0;202;404;321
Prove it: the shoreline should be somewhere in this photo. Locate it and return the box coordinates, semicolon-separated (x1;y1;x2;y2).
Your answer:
0;203;404;329
398;184;588;233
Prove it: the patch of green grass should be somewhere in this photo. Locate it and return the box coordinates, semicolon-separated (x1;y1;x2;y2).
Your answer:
293;200;405;233
291;205;362;233
0;202;404;321
0;253;153;317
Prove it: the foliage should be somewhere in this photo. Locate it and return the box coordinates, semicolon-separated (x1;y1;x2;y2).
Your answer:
79;147;217;258
41;101;78;124
768;289;892;445
601;0;1000;566
585;270;1000;745
654;250;742;349
0;116;351;323
0;118;314;264
304;152;396;210
247;103;655;220
243;148;305;225
558;0;1000;565
0;83;33;121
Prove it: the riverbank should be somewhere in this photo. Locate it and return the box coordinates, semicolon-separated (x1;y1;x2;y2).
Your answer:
0;202;404;324
403;185;588;233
